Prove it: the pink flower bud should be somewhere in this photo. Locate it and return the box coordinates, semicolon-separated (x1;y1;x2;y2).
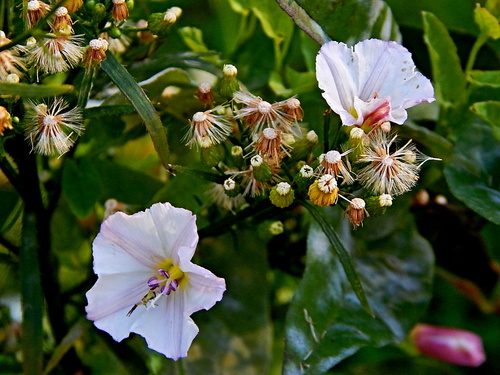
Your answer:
411;324;486;367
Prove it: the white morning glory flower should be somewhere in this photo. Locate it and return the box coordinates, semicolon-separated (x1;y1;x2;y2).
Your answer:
316;38;435;127
85;202;226;360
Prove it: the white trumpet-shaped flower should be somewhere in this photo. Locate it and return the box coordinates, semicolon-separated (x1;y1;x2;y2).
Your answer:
85;202;226;360
316;39;435;127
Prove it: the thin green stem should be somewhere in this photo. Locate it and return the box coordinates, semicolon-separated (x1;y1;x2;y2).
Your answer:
176;359;186;375
323;109;331;153
465;35;488;76
77;66;96;109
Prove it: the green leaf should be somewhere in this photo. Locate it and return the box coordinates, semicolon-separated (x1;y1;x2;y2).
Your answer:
178;27;211;53
444;120;500;224
62;158;102;218
474;5;500;40
250;0;294;43
294;0;401;44
0;82;73;97
302;202;372;315
185;230;272;374
101;51;170;167
43;318;90;375
83;105;136;119
283;207;434;375
166;164;226;183
469;70;500;87
275;0;330;45
471;101;500;140
422;12;467;107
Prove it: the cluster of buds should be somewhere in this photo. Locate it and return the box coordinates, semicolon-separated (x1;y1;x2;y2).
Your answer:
184;67;439;228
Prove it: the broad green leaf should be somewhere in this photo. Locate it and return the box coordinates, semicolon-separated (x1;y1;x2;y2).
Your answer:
283;206;434;375
94;159;163;205
422;12;467;107
250;0;294;43
0;82;73;97
178;27;211;53
386;0;476;34
474;5;500;40
303;202;372;315
275;0;331;45
471;101;500;140
469;70;500;87
101;51;170;168
487;0;500;17
294;0;401;44
185;230;272;375
444;121;500;224
62;158;102;218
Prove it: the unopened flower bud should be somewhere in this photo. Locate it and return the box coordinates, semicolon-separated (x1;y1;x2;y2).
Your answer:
169;7;182;18
294;164;314;192
345;127;367;161
217;64;239;98
148;8;179;36
231;146;243;157
365;194;392;217
410;324;486;367
223;178;241;197
269;182;295;208
292;130;318;160
251;155;273;182
199;140;222;168
269;221;284;235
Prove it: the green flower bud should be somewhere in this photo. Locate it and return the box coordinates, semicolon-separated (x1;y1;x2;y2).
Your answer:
251;155;273;182
92;3;106;22
148;10;176;37
345;127;367;162
365;194;392;217
294;164;314;193
269;182;295;208
108;26;122;38
200;139;222;168
223;178;242;198
291;130;318;160
217;64;239;98
126;0;134;10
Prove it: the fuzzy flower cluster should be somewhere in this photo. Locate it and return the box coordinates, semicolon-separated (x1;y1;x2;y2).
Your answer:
182;39;439;229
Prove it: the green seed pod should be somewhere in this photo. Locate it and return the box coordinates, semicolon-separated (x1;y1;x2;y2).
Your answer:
108;26;122;38
251;155;273;182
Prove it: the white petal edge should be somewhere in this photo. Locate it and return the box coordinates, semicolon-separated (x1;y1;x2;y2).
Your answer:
148;202;199;264
131;291;198;360
316;41;358;120
86;271;151;340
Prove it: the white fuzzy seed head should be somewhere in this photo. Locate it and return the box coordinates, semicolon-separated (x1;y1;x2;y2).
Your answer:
263;127;278;140
257;101;272;114
325;150;341;164
350;198;366;209
55;7;68;16
192;112;207;123
286;97;300;109
27;0;40;11
317;174;337;193
198;81;211;94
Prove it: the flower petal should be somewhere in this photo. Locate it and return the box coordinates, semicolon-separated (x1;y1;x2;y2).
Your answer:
93;209;165;275
148;202;199;263
354;39;435;124
131;292;198;360
177;248;226;315
316;41;358;125
85;271;151;341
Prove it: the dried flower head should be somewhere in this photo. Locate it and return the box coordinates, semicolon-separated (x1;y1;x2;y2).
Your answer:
25;98;83;156
51;7;73;33
345;198;368;228
282;97;304;121
0;106;13;135
195;81;214;107
83;38;109;67
318;150;354;184
27;0;50;28
185;109;234;148
308;174;339;207
26;34;84;74
357;130;439;196
251;127;291;167
233;90;293;135
112;0;129;21
0;31;25;80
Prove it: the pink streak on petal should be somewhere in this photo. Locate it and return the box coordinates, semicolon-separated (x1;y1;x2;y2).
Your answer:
93;209;165;275
131;291;198;360
148;202;199;263
353;96;394;127
412;324;486;367
85;271;150;341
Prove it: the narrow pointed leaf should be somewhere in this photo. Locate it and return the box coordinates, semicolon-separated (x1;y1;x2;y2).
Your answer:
302;201;372;315
101;51;170;167
0;82;73;97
